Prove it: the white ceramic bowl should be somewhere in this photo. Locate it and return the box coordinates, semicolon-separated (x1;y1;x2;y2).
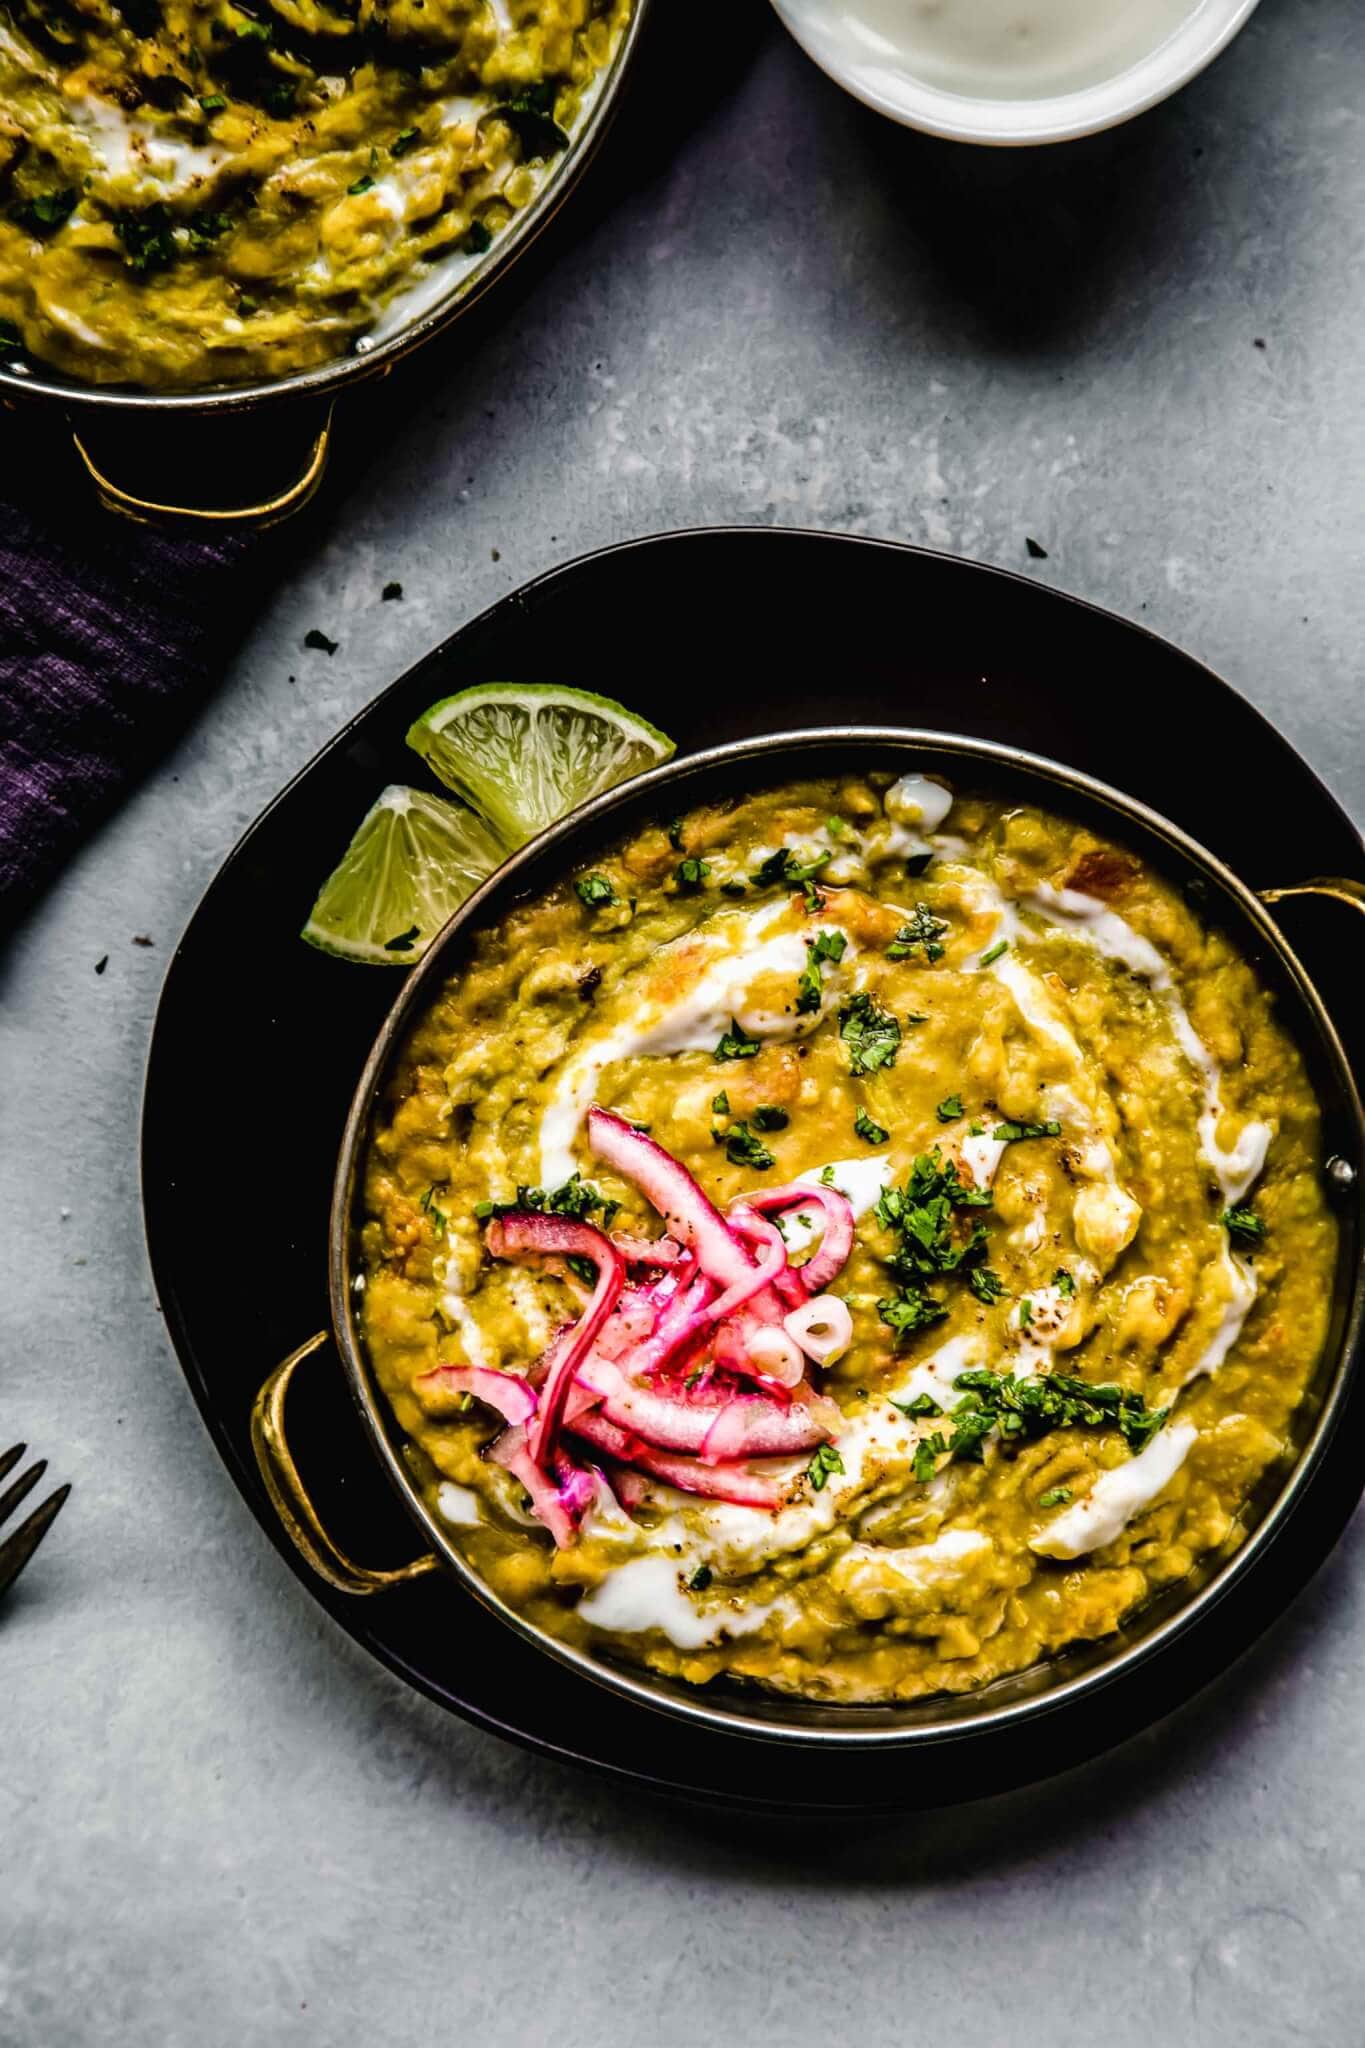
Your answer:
770;0;1261;146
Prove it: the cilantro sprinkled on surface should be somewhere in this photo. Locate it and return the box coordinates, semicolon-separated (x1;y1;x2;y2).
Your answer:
1054;1267;1076;1297
712;1091;730;1116
1038;1487;1073;1509
752;847;832;891
688;1564;713;1592
714;1018;760;1061
806;1443;845;1492
1018;1296;1034;1328
839;993;901;1075
968;1267;1006;1304
419;1184;448;1235
936;1094;964;1122
666;818;686;851
463;221;493;256
797;927;847;1013
348;174;375;195
574;874;616;909
494;81;569;159
878;1286;949;1341
995;1117;1062;1143
853;1106;889;1145
1222;1205;1267;1247
714;1121;777;1169
886;904;948;962
979;939;1009;967
198;93;227;112
392;126;420;155
674;856;710;892
750;1105;789;1132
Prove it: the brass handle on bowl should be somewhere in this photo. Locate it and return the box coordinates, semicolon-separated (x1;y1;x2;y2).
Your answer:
71;402;333;530
1260;877;1365;919
251;1331;440;1595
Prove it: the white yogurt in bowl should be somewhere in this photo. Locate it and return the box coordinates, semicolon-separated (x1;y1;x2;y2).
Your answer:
771;0;1261;144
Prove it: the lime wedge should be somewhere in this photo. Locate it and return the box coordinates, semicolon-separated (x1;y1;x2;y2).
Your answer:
301;786;505;965
406;683;676;848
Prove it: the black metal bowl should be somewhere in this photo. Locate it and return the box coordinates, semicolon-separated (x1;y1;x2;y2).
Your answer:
0;1;652;525
143;527;1365;1807
307;725;1364;1747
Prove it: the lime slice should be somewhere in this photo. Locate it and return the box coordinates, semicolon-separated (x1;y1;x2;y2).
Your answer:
301;785;505;965
406;682;676;848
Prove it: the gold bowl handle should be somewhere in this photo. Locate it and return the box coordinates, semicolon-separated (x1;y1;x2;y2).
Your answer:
251;1331;440;1595
1260;877;1365;919
72;402;333;530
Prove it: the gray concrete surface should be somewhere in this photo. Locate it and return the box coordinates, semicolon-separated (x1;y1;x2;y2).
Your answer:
4;2;1365;2042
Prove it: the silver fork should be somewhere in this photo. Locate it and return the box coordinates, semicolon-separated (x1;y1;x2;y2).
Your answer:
0;1443;70;1599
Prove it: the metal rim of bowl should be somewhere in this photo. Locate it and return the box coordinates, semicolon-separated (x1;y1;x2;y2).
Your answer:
768;0;1262;148
328;725;1364;1748
0;0;652;417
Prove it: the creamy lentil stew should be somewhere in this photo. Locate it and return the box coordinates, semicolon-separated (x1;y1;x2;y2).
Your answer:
0;0;629;387
360;771;1336;1704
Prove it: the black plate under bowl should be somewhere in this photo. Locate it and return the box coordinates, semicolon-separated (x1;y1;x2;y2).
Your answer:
143;527;1365;1811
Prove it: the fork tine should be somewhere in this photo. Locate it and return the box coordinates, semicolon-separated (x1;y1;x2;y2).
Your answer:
0;1458;45;1529
0;1484;71;1599
0;1444;26;1485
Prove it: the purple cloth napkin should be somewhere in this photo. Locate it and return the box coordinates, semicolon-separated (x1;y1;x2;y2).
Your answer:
0;445;255;930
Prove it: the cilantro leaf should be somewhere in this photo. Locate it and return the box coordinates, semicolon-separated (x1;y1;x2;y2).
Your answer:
839;993;901;1075
806;1443;845;1492
1222;1205;1266;1247
936;1094;964;1122
886;904;949;962
574;874;616;909
853;1106;889;1145
714;1018;760;1061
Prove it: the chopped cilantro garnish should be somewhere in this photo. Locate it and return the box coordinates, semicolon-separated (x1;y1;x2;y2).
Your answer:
820;1166;837;1188
383;925;419;952
463;221;493;256
566;1254;596;1285
886;904;949;962
826;816;848;838
979;939;1009;967
968;1267;1006;1304
877;1286;948;1342
477;1174;618;1230
995;1117;1061;1143
796;927;847;1012
711;1091;730;1116
750;1105;789;1132
1053;1267;1076;1297
688;1564;713;1592
392;126;420;155
198;93;227;112
419;1184;448;1234
752;846;832;891
715;1121;776;1170
1018;1296;1033;1328
574;873;616;909
806;1443;845;1492
1038;1487;1073;1509
891;1391;943;1418
853;1106;889;1145
936;1094;964;1122
666;818;685;851
720;879;748;897
839;992;901;1075
714;1018;760;1061
348;174;375;195
1222;1205;1267;1247
9;189;77;239
674;856;710;892
494;82;569;159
